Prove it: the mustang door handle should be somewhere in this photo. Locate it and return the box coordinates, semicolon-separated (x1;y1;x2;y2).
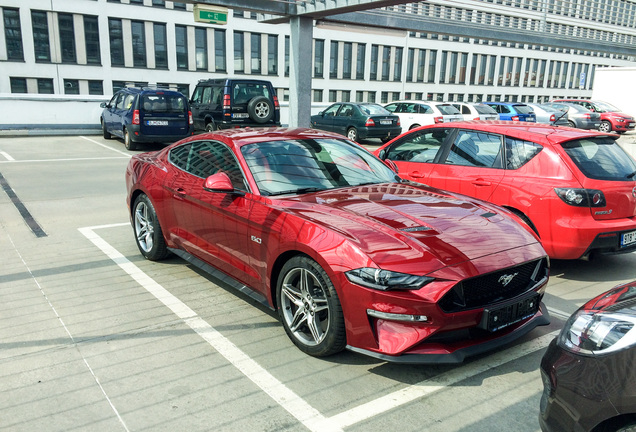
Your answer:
173;187;187;199
472;180;492;186
410;171;426;179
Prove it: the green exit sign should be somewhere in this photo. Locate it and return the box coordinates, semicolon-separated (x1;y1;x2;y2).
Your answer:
193;5;228;24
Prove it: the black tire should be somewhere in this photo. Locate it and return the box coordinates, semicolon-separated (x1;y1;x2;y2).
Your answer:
599;120;612;133
276;256;346;357
132;194;169;261
346;127;359;142
101;119;112;139
568;121;576;128
247;96;274;124
409;124;421;130
124;128;139;151
205;121;217;132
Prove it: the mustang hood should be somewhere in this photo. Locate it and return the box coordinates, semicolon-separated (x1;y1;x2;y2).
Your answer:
284;182;543;273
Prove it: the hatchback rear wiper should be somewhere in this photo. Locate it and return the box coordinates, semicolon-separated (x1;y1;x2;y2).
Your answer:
627;170;636;179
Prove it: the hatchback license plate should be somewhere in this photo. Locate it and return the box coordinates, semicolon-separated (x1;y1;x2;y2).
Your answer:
147;120;168;126
480;294;540;332
621;230;636;247
233;113;249;119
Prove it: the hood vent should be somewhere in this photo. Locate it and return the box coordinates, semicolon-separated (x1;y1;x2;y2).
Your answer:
401;226;432;232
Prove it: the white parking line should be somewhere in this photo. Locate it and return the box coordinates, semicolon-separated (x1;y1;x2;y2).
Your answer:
0;151;14;161
81;222;559;431
79;223;343;432
0;156;129;164
80;136;132;157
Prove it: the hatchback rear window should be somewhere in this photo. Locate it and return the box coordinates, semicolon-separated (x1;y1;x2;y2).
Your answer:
142;94;187;113
437;104;461;115
513;105;533;114
475;104;497;114
562;137;636;181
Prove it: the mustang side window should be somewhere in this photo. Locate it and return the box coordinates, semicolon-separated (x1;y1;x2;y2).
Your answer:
445;130;503;168
168;143;191;170
185;141;248;190
384;128;450;162
505;137;542;170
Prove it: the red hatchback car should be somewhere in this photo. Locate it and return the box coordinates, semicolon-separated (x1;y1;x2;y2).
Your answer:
375;122;636;260
126;127;550;363
552;99;636;134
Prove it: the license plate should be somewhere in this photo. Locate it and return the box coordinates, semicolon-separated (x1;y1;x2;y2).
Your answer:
480;294;540;332
621;230;636;247
629;122;635;127
233;113;249;119
380;120;392;125
147;120;168;126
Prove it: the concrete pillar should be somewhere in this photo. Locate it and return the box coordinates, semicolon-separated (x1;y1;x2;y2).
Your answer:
288;16;313;128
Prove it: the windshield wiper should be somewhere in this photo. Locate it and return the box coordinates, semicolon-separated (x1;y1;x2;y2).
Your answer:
627;171;636;179
266;186;327;196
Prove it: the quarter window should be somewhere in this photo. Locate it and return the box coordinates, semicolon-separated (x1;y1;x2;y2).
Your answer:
505;137;542;169
445;130;503;168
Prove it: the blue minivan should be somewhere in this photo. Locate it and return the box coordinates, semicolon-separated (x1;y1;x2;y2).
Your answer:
100;87;193;150
483;102;536;122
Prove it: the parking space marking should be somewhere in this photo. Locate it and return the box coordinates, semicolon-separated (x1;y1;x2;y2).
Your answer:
80;136;133;157
0;151;14;161
81;222;561;431
79;223;342;432
0;156;129;164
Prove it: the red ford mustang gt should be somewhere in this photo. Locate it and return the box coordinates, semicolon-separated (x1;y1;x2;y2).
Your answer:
125;127;550;363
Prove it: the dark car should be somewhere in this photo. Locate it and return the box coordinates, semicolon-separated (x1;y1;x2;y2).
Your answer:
543;102;602;130
190;78;280;131
100;87;193;151
483;102;536;122
540;281;636;432
552;99;636;134
125;127;550;363
310;102;401;142
526;103;569;126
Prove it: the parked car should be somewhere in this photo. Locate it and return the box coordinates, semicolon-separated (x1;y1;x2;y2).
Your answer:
451;102;499;121
310;102;401;142
189;78;280;131
384;100;463;130
126;127;550;362
552;99;636;134
543;102;601;130
483;102;537;122
374;122;636;259
525;103;569;126
100;87;193;151
540;281;636;432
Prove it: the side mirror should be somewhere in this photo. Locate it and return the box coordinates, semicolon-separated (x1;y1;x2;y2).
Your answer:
203;172;234;193
378;149;386;159
384;159;399;173
100;102;107;108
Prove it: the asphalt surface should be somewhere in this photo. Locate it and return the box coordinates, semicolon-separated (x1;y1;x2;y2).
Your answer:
1;132;635;432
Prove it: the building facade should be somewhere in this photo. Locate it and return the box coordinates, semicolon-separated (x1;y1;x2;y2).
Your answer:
1;0;635;107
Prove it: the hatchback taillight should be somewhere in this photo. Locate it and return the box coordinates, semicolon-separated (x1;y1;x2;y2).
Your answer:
550;114;556;122
188;110;193;125
365;118;375;127
583;113;591;119
434;116;444;124
223;94;231;109
132;110;140;125
474;117;480;121
511;115;519;121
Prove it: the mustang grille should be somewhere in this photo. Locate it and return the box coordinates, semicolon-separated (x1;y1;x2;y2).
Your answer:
439;258;548;313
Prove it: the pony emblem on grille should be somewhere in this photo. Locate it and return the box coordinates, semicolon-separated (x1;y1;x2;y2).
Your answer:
498;272;519;287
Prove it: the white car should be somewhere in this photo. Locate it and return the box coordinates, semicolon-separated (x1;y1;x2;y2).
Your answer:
451;102;499;121
384;101;464;130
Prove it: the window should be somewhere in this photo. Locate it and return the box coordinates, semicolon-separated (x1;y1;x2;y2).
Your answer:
215;29;226;72
88;80;103;95
342;90;351;102
175;141;247;190
251;33;261;73
439;51;448;83
234;31;244;72
487;55;497;85
131;21;146;67
267;34;277;75
109;19;124;66
285;36;289;77
506;137;542;169
3;8;23;61
445;130;503;168
31;11;50;62
173;2;187;10
417;50;426;82
38;78;54;94
329;90;337;102
356;44;365;80
152;0;165;6
64;79;79;95
314;39;324;78
370;45;378;80
176;25;188;70
58;13;76;63
381;46;390;80
343;42;352;79
393;47;403;81
406;48;415;82
330;41;339;79
427;50;437;83
195;27;208;70
313;89;323;102
385;128;450;162
561;138;636;181
10;77;27;93
154;23;168;68
84;16;100;65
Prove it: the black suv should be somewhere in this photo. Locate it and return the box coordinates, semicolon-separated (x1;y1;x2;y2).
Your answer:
100;87;193;150
190;79;281;131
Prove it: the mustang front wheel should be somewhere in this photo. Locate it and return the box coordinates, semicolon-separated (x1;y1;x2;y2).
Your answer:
277;256;346;357
133;194;168;260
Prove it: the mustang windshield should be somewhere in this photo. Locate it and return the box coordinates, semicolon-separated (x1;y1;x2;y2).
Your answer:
242;138;400;196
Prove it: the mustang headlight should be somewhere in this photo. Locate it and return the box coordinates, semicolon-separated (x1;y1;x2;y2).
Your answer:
557;310;636;355
345;268;433;291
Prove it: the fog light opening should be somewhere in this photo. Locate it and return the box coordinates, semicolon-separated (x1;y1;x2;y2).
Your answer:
367;309;428;322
